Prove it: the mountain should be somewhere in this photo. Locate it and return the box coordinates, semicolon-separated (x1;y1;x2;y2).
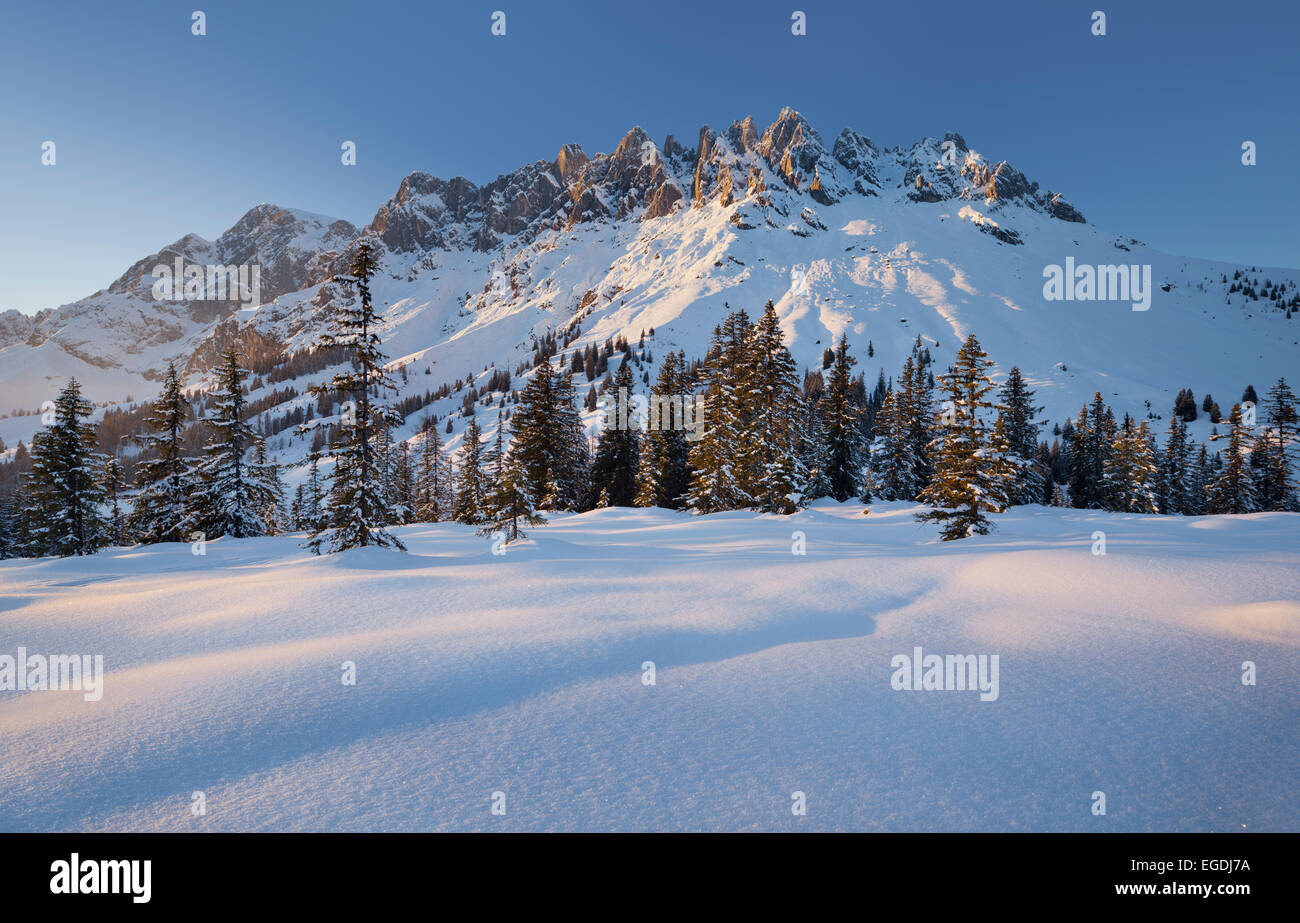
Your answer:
1;107;1296;467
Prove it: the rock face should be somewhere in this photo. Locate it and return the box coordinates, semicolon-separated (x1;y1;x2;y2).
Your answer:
1;107;1093;401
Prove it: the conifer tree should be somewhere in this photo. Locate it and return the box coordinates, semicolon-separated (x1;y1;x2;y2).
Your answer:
901;349;935;494
0;491;17;559
1255;377;1299;510
416;419;455;522
1156;415;1190;514
634;350;692;509
479;453;546;544
589;360;640;506
917;335;1014;540
1208;404;1259;514
1186;444;1210;515
1104;417;1159;513
816;334;866;502
191;348;281;539
748;301;805;512
21;379;107;556
687;311;757;513
303;451;326;532
103;457;127;546
997;366;1045;505
129;363;195;544
867;387;916;500
305;240;405;552
451;416;491;524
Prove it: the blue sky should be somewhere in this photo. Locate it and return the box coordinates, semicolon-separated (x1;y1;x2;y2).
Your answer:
2;0;1296;314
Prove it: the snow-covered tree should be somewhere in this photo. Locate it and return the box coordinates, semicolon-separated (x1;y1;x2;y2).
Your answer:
190;349;282;539
1104;418;1160;513
103;457;127;547
20;379;106;556
415;419;454;522
997;366;1044;506
634;350;691;509
748;301;805;512
917;335;1015;540
588;360;640;507
1208;404;1258;514
451;416;491;524
129;363;196;544
1156;415;1190;514
305;240;406;553
813;335;865;503
687;311;757;513
1254;377;1299;511
868;388;916;501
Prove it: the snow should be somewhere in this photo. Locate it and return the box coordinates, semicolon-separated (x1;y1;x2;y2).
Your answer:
1;501;1296;831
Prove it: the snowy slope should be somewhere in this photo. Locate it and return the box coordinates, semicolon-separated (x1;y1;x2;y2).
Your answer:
0;502;1296;832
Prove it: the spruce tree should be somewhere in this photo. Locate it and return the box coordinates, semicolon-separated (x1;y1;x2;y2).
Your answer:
588;360;640;506
748;301;805;512
21;379;107;556
416;419;455;522
305;240;406;553
103;457;127;546
1104;418;1159;513
1208;405;1259;514
917;335;1014;540
634;350;692;509
1256;377;1299;510
1156;415;1190;514
129;363;195;544
451;416;491;524
687;312;757;513
191;348;281;539
480;453;546;544
996;366;1044;505
816;334;866;502
867;387;915;500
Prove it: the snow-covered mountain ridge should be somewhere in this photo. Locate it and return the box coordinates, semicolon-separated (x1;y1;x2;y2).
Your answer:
1;107;1295;463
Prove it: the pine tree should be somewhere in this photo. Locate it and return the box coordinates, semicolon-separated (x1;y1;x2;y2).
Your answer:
415;419;455;522
1156;415;1190;514
1208;404;1258;514
103;457;127;546
129;363;195;544
305;241;406;553
451;416;491;524
479;453;546;544
917;335;1014;540
1104;417;1159;513
748;301;805;512
191;348;281;539
1255;377;1299;510
901;349;935;494
1186;444;1210;515
687;312;757;513
0;490;18;559
588;360;640;506
996;366;1045;505
867;388;915;500
634;350;692;509
21;379;107;556
816;334;866;502
303;451;326;532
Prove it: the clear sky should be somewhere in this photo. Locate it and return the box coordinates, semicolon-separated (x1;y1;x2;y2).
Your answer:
2;0;1296;314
